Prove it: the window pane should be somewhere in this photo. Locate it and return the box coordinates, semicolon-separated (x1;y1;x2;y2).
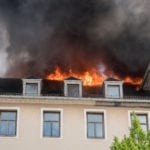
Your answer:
141;125;147;132
9;121;16;135
88;114;102;122
137;115;147;124
25;83;38;95
43;122;51;136
87;123;94;137
107;85;120;98
52;122;59;137
0;121;7;135
1;112;16;120
44;113;59;121
67;84;79;97
96;123;103;138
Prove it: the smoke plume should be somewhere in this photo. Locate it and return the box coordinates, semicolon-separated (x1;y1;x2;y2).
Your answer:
0;0;149;78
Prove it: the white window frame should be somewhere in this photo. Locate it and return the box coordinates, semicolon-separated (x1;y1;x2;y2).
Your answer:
0;107;20;138
22;79;42;96
41;108;63;139
84;109;107;140
64;80;82;97
104;81;123;98
128;110;150;131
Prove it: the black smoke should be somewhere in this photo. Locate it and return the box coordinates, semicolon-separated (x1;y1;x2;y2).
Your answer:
0;0;149;78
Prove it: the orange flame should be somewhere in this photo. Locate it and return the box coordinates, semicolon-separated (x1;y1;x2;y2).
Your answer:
123;77;142;85
46;66;142;86
46;66;104;86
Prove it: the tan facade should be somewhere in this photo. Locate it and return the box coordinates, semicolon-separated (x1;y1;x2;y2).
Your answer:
0;96;150;150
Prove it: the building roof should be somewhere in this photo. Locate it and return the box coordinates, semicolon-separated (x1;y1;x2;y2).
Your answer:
64;76;82;80
23;76;41;79
0;78;149;98
104;78;121;82
0;78;22;94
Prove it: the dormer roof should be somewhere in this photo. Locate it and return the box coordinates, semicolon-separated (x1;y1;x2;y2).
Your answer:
104;78;120;82
64;76;81;80
23;76;41;79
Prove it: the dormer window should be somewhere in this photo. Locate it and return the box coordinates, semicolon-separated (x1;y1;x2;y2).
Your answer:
22;77;42;96
104;78;123;98
64;77;82;97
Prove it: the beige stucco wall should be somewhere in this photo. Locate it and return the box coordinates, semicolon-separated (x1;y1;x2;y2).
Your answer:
0;99;149;150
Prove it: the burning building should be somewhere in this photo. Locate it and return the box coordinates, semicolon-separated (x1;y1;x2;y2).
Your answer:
0;63;149;150
0;0;150;149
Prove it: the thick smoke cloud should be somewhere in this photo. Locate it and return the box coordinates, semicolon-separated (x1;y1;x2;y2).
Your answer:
0;0;149;78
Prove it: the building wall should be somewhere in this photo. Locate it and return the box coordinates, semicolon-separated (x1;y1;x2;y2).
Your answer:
0;100;149;150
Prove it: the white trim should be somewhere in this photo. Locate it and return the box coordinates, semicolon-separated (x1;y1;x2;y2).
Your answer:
22;79;42;96
0;107;20;138
104;80;123;98
128;110;150;129
64;80;83;97
84;109;107;140
40;108;63;139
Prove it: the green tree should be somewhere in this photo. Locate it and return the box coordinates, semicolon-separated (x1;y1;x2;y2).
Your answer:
110;113;150;150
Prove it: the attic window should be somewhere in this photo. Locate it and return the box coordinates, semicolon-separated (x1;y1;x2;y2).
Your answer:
64;77;82;97
22;78;42;96
104;78;123;99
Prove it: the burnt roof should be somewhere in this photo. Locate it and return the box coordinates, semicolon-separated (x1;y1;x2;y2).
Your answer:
23;76;41;79
0;78;22;94
64;77;82;80
104;78;121;81
0;78;149;97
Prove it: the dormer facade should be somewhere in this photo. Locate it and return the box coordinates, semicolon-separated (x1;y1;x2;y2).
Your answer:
141;63;150;92
104;78;123;99
22;77;42;96
64;77;83;97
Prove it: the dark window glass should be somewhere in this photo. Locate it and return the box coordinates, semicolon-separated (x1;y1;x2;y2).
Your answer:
87;112;104;138
43;112;60;137
0;111;17;136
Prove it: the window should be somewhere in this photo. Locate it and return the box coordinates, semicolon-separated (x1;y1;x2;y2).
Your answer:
25;83;38;96
43;111;60;137
104;79;123;98
87;112;105;138
131;113;148;132
107;85;120;98
0;111;17;136
64;77;82;97
67;84;80;97
22;78;42;96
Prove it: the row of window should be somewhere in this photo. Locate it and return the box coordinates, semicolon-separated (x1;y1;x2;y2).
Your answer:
0;108;149;138
23;79;123;98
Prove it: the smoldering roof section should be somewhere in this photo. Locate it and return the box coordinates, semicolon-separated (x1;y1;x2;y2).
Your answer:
0;0;149;78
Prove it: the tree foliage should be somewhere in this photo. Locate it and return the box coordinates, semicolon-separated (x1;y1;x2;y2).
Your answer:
110;113;150;150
